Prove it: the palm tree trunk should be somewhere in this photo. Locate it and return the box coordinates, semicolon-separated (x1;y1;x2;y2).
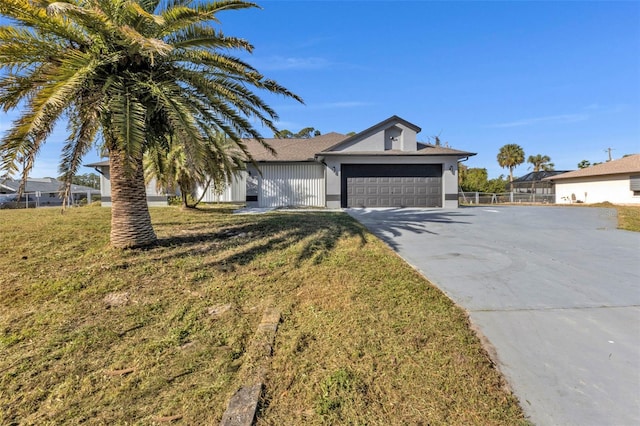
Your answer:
509;168;514;192
193;177;212;207
109;149;157;248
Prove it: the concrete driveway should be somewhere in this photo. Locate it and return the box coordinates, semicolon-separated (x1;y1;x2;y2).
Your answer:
347;206;640;426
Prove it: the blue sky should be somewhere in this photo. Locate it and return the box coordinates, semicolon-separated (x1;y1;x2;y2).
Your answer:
1;0;639;179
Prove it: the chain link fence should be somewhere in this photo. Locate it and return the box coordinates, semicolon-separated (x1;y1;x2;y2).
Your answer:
459;191;555;205
0;192;100;209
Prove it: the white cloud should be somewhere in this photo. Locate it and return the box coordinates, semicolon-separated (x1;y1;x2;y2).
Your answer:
255;56;331;71
487;113;589;128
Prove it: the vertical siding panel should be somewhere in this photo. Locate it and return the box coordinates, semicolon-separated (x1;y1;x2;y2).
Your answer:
258;163;325;207
198;171;247;203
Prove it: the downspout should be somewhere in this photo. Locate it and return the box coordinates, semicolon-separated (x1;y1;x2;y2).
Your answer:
457;156;470;204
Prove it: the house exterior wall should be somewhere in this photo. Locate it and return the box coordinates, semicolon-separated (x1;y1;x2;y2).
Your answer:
554;174;640;204
196;171;247;203
96;165;168;207
323;155;459;208
250;162;325;208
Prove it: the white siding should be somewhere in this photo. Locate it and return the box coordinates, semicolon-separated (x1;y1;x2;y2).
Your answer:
97;166;168;207
259;163;325;207
197;171;247;203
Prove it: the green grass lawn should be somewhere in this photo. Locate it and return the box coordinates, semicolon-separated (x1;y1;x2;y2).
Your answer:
611;205;640;231
0;206;526;425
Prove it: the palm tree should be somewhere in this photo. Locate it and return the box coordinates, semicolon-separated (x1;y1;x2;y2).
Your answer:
497;144;525;192
527;154;554;172
0;0;301;248
144;132;244;209
527;154;554;193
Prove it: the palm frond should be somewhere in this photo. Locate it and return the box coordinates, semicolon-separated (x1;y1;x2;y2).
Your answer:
167;25;253;51
58;104;100;206
0;0;87;44
107;81;148;163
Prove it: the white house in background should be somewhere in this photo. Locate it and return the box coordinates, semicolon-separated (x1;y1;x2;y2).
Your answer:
198;116;476;209
85;160;169;207
0;177;100;207
545;154;640;204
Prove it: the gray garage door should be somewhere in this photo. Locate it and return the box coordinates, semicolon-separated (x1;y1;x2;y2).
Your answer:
342;164;442;208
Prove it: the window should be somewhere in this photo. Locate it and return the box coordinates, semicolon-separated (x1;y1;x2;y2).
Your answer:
631;175;640;193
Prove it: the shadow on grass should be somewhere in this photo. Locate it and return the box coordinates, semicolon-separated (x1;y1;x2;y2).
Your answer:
345;207;474;251
153;211;368;269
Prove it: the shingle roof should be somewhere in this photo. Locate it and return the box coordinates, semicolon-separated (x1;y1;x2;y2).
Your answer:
242;132;348;162
544;154;640;180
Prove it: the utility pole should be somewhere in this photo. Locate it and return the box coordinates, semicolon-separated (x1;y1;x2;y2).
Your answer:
604;147;614;162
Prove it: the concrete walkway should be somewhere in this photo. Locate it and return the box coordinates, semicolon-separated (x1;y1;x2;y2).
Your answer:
347;206;640;426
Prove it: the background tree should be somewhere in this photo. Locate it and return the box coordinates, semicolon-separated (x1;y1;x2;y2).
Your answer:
527;154;554;172
275;127;321;138
485;175;508;194
458;164;508;193
497;144;525;191
459;165;489;192
577;160;591;169
64;172;99;189
527;154;554;192
0;0;302;248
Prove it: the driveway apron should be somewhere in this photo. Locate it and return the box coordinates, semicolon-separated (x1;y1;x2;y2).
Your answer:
347;206;640;426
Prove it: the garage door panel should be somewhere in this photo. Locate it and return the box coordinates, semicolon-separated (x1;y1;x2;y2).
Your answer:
343;164;442;208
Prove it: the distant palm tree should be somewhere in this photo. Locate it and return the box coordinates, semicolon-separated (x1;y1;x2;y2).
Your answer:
527;154;554;172
527;154;554;193
0;0;301;248
497;144;525;191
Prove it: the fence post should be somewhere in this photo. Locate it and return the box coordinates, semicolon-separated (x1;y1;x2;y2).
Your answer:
475;192;479;204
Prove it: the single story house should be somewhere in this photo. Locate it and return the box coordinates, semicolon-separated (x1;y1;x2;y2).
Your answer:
92;116;476;209
86;160;169;207
510;170;572;195
0;177;100;207
544;154;640;204
198;116;476;208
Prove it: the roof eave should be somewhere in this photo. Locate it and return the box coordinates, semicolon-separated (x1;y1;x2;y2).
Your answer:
318;151;476;157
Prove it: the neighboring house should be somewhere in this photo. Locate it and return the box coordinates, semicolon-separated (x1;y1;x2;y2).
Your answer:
0;177;100;207
198;115;476;208
85;160;169;207
511;170;572;195
545;154;640;204
93;116;476;209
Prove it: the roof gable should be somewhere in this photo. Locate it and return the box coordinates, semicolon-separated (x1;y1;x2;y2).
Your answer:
323;115;422;153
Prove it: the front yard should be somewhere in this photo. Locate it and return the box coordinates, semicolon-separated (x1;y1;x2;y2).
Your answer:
0;206;526;424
